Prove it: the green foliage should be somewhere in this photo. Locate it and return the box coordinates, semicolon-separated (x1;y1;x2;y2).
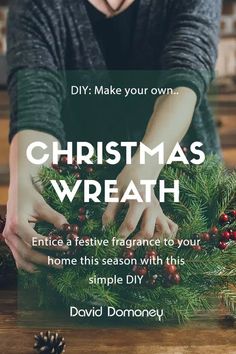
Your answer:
20;156;236;324
221;288;236;314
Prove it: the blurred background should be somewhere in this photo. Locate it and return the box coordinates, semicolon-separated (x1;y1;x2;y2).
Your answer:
0;0;236;205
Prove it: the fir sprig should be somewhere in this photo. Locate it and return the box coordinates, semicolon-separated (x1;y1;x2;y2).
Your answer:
19;156;236;324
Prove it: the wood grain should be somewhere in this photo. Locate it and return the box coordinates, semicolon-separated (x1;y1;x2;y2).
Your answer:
0;289;236;354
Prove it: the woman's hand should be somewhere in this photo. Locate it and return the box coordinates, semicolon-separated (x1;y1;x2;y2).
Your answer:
102;164;178;240
3;179;68;273
102;88;197;240
3;130;68;273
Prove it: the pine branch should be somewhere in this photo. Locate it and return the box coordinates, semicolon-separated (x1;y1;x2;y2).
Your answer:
16;155;236;324
221;287;236;314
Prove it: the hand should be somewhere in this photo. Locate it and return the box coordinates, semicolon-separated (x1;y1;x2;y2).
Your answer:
102;164;178;240
3;178;68;273
102;87;196;239
4;131;69;273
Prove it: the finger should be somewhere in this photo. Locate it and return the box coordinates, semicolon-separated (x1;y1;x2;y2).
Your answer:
133;207;156;240
4;221;68;251
118;202;145;239
17;261;40;273
154;215;172;240
5;236;40;273
16;257;40;273
166;217;178;238
9;234;63;270
102;200;121;226
36;202;68;229
7;220;68;252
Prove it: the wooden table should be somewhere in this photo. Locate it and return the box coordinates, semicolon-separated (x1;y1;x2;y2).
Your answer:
1;207;236;354
0;288;236;354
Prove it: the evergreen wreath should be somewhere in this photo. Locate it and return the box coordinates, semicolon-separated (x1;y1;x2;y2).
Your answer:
20;155;236;324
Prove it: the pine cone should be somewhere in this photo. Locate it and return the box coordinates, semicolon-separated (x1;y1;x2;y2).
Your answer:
34;331;66;354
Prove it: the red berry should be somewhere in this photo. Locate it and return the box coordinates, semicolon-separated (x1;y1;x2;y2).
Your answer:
229;210;236;218
192;245;202;251
60;155;68;164
210;226;218;234
67;233;78;242
132;265;148;276
62;223;72;233
79;207;86;215
78;215;87;222
218;241;228;250
168;273;181;285
219;213;229;224
123;248;135;259
82;235;91;243
145;249;158;261
74;172;81;180
164;263;177;274
221;231;230;241
50;234;61;242
230;231;236;241
72;157;78;165
201;232;210;242
86;166;94;173
51;163;59;170
70;224;79;235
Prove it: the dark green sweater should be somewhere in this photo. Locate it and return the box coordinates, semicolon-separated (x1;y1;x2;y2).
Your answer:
7;0;222;154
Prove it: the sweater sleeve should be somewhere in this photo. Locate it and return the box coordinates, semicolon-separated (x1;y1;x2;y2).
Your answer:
160;0;222;106
7;0;66;145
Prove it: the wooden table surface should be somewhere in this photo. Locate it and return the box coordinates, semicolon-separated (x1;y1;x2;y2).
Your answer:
0;288;236;354
1;206;236;354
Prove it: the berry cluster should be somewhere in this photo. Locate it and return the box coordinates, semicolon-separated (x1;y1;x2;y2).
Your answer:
123;248;181;289
217;228;236;250
163;263;181;287
188;210;236;252
219;210;236;226
77;206;89;223
44;209;235;288
49;222;91;258
121;210;236;289
52;155;94;180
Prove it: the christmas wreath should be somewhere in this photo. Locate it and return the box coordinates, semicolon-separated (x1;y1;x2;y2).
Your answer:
19;155;236;324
